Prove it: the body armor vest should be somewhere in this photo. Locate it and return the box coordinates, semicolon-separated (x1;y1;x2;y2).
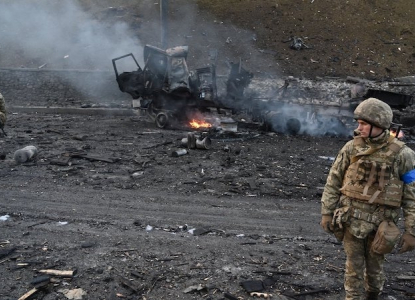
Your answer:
340;136;405;208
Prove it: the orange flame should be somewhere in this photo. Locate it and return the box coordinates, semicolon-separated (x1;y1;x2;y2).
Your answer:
390;129;404;139
189;119;212;129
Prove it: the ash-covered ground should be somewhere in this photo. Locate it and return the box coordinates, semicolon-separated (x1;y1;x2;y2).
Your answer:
2;1;415;300
1;103;415;300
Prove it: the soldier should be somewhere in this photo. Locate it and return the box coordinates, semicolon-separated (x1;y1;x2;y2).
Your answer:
320;98;415;300
0;92;6;128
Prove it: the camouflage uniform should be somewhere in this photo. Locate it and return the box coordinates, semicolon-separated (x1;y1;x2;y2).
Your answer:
321;99;415;300
0;92;6;126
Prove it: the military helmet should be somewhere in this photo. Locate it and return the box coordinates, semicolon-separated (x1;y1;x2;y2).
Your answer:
354;98;393;129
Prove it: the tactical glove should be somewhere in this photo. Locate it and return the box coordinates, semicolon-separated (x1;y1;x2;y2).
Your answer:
320;214;334;233
399;233;415;254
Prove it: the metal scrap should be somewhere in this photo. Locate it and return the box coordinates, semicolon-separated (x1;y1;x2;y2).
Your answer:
288;36;311;50
250;292;273;298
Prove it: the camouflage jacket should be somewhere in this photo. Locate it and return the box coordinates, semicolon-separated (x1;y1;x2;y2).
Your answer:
0;92;6;125
321;130;415;238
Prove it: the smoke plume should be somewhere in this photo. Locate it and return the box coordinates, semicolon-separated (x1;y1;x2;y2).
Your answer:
0;0;143;71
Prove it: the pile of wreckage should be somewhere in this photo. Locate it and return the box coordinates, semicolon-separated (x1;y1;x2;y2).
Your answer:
244;74;415;137
112;44;415;138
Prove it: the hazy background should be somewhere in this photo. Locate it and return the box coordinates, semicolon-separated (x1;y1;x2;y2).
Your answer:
0;0;144;71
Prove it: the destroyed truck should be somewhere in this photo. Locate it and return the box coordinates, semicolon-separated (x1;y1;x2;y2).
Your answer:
112;45;415;138
112;44;252;128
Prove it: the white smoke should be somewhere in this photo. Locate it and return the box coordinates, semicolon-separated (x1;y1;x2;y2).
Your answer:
0;0;143;70
243;78;354;137
0;0;348;137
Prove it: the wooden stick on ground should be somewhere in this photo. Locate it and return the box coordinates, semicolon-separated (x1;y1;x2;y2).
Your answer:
18;288;38;300
38;269;76;277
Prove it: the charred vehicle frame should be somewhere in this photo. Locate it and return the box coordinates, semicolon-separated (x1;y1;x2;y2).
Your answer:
112;44;252;128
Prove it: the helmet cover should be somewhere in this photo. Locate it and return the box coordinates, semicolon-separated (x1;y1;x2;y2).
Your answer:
354;98;393;129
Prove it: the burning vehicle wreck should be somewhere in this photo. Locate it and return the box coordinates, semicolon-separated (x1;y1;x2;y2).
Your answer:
112;44;253;129
112;44;349;136
112;45;415;138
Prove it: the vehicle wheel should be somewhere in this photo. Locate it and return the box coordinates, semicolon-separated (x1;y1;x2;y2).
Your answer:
155;112;168;128
286;118;301;135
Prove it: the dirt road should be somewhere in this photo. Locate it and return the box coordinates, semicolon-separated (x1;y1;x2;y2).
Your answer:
1;109;415;300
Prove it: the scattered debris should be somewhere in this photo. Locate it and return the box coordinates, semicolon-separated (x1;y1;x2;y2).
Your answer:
118;275;144;294
0;214;10;221
389;284;415;295
189;227;211;236
171;149;188;157
318;156;335;161
285;36;311;50
17;287;39;300
58;288;87;300
38;269;77;277
396;275;415;280
146;225;154;231
181;132;212;150
251;292;273;298
13;145;38;163
240;280;265;293
30;275;51;285
224;292;239;300
0;246;17;259
69;152;115;163
183;283;207;293
80;241;96;249
283;288;330;298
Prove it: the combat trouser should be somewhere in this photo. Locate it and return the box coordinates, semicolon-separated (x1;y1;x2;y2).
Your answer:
343;229;384;300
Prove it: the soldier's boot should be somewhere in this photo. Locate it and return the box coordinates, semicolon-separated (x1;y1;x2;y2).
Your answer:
366;291;379;300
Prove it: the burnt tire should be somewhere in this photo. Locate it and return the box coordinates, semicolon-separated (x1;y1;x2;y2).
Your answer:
155;112;169;128
286;118;301;135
